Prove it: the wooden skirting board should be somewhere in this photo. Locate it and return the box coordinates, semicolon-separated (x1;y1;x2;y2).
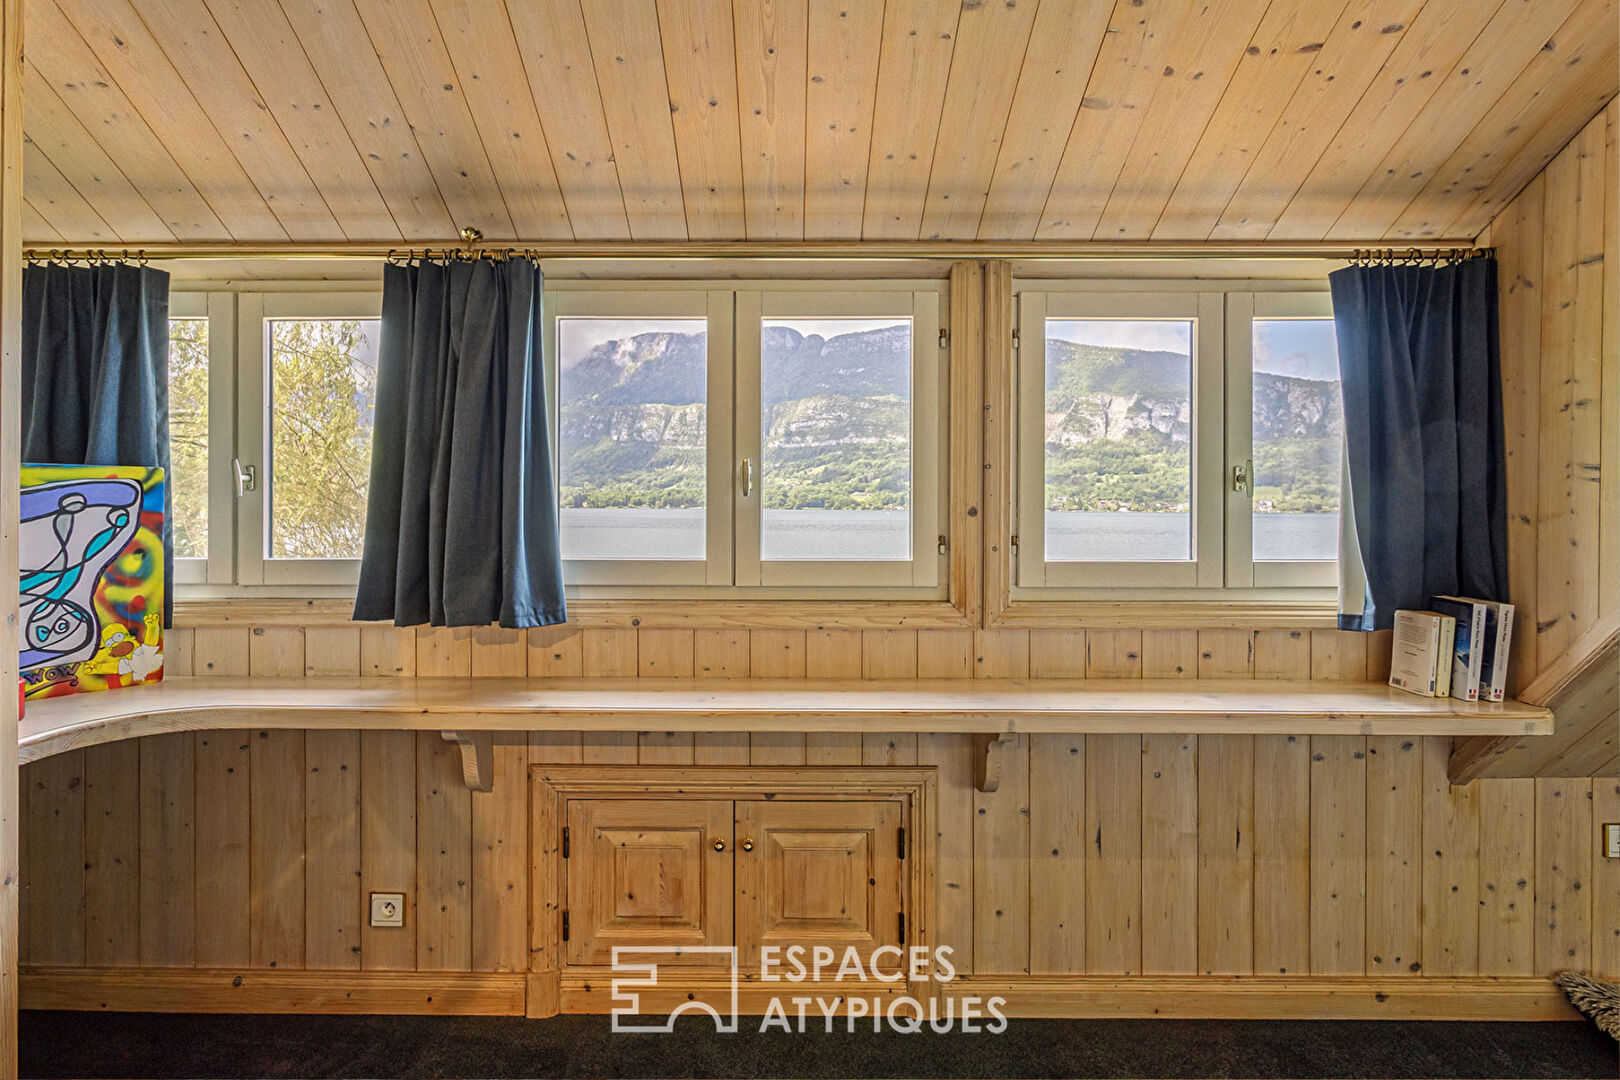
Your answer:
19;968;1575;1022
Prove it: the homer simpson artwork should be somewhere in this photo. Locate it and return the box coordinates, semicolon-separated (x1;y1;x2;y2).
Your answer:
19;464;165;701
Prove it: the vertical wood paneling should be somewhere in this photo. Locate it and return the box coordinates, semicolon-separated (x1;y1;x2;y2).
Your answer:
1309;736;1366;975
302;628;360;676
304;730;360;969
469;628;527;678
417;732;472;971
1478;777;1536;975
919;733;975;972
1142;631;1198;679
417;628;472;677
471;735;528;973
732;0;806;239
1028;631;1087;678
1253;734;1310;974
1534;777;1592;975
1592;777;1620;977
249;626;305;676
191;626;249;676
138;732;195;966
1086;631;1142;679
360;731;417;971
26;752;84;965
1140;734;1198;974
1197;734;1253;975
1420;738;1479;975
1026;734;1083;974
193;730;249;966
1085;734;1142;975
802;0;883;239
527;627;583;678
1253;629;1311;680
916;630;972;679
972;734;1028;974
1365;736;1422;975
1498;173;1543;692
83;741;139;967
250;730;305;969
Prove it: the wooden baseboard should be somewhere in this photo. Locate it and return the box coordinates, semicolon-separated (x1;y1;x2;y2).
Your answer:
21;967;527;1015
25;968;1576;1022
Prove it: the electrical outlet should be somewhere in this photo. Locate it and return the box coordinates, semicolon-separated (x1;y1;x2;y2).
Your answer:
370;892;405;927
1604;823;1620;860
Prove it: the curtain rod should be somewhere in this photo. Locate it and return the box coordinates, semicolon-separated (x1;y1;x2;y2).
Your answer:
21;240;1489;262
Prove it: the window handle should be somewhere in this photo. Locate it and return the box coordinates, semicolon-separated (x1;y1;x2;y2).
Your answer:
1231;459;1253;496
233;458;257;497
740;457;753;498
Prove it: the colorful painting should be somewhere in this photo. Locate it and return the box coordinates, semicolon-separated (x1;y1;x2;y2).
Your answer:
19;464;165;701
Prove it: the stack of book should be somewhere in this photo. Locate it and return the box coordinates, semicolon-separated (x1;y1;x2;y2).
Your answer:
1388;597;1516;700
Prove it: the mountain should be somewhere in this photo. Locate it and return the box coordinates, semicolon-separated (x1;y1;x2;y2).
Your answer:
556;328;1342;515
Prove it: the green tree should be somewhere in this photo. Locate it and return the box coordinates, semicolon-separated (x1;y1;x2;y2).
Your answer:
167;318;209;558
269;319;378;558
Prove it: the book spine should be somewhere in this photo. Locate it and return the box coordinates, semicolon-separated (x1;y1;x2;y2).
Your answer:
1489;605;1516;702
1435;616;1455;699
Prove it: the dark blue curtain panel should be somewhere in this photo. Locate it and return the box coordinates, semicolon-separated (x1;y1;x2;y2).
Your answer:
1329;257;1508;631
355;257;566;629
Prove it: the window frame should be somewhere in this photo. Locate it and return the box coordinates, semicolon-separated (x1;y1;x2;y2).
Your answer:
235;289;384;588
168;290;236;587
1226;291;1343;591
735;288;944;590
1014;288;1225;591
1008;278;1348;604
544;288;735;588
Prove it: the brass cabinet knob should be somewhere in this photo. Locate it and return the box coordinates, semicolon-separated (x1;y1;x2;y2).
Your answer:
741;839;754;852
712;839;725;852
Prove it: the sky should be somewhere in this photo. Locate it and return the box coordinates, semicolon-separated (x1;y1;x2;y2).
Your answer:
556;316;909;370
1047;316;1340;382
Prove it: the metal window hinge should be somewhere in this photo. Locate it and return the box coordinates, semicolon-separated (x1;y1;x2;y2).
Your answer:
1011;327;1020;348
561;910;570;941
561;826;569;859
898;912;906;946
897;827;906;860
1010;535;1020;550
938;327;949;348
937;535;947;556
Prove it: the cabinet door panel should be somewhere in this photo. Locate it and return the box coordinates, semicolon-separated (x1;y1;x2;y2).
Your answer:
735;800;904;968
566;799;733;966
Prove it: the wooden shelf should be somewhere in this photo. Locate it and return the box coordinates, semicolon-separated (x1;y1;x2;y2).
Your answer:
19;676;1552;764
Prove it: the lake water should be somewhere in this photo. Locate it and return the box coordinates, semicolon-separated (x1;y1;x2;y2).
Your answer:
560;508;1339;563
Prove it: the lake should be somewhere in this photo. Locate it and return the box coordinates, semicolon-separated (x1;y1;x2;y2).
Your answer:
560;508;1340;563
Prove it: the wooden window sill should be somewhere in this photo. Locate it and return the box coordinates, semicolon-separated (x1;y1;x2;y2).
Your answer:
20;676;1551;766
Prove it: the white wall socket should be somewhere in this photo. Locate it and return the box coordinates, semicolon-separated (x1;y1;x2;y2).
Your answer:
1605;823;1620;860
370;892;405;927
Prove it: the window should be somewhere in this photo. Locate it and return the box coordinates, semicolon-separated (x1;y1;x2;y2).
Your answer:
546;283;946;594
1014;283;1344;598
167;298;209;573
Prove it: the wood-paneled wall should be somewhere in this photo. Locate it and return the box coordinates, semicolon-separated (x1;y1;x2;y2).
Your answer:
21;624;1617;983
1487;99;1619;692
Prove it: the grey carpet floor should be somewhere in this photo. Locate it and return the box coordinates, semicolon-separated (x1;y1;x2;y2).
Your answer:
19;1011;1617;1079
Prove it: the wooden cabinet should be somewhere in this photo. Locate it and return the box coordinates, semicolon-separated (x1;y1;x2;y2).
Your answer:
563;799;734;966
560;794;906;970
735;800;904;968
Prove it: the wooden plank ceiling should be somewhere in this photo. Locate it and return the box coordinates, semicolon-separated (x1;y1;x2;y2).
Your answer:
20;0;1620;246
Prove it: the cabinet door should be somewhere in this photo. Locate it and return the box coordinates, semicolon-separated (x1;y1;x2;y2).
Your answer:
734;800;905;969
565;798;734;966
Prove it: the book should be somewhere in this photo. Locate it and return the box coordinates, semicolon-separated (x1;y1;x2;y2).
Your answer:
1485;602;1515;702
1431;595;1489;701
1389;610;1456;697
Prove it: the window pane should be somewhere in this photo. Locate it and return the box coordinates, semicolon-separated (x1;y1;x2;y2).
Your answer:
760;317;911;561
268;318;380;559
1044;318;1192;561
557;317;707;560
168;317;208;559
1252;318;1342;561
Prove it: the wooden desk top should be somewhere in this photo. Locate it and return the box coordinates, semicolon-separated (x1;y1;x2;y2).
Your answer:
19;676;1552;763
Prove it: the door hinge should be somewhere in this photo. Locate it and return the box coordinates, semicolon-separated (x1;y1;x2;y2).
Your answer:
561;910;570;941
561;826;569;858
898;911;906;946
938;327;949;348
897;826;906;860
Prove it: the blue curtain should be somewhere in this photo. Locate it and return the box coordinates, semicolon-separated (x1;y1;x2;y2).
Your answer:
1328;257;1508;631
20;261;172;625
354;257;566;628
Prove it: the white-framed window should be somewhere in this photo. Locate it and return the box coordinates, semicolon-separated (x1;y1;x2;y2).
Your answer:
170;278;949;599
544;280;948;595
1012;281;1348;600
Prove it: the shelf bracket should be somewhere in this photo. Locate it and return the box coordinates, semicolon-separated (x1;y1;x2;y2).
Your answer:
972;733;1017;793
440;730;494;792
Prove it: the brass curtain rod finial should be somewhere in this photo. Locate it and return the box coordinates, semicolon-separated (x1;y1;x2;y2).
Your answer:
460;225;484;246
